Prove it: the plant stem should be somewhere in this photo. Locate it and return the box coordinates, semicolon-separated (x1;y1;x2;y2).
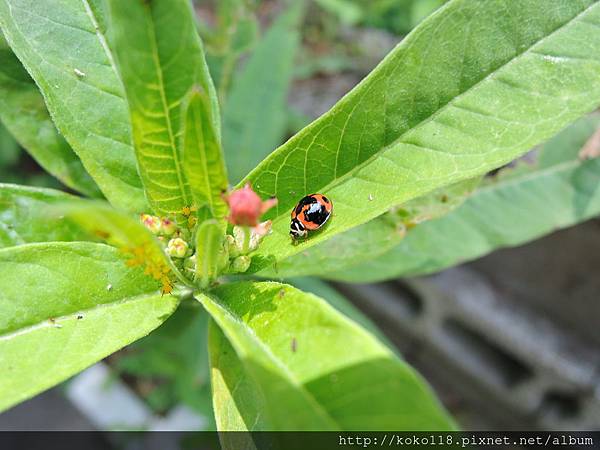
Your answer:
242;226;251;254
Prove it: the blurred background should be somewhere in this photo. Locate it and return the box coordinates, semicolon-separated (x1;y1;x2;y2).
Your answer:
1;0;599;432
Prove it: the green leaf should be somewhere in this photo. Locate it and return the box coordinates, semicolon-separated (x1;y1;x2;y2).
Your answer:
202;0;259;100
0;242;179;412
182;88;228;220
315;0;363;25
194;219;227;288
0;0;147;211
107;0;220;216
242;0;600;272
328;114;600;282
222;2;303;183
0;183;90;248
115;302;213;419
287;277;394;350
0;42;101;197
0;122;20;166
51;200;184;289
262;177;479;277
199;281;454;431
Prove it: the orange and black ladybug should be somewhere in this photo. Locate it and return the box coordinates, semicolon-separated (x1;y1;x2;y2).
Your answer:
290;193;333;239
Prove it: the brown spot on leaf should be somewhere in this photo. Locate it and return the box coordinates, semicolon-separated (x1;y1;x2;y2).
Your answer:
579;128;600;160
94;230;110;239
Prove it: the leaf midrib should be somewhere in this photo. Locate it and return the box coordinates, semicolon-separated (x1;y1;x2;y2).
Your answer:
81;0;119;78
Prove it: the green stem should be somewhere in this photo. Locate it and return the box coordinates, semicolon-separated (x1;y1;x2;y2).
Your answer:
241;226;251;254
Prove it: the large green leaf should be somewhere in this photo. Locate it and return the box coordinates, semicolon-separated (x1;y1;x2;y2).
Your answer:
242;0;600;271
262;177;479;278
0;183;89;248
222;2;303;184
328;114;600;282
0;242;178;412
0;40;100;197
107;0;220;216
0;0;147;211
199;281;454;431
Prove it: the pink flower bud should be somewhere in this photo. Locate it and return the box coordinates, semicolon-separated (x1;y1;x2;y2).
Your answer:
225;183;277;227
160;218;177;236
141;214;161;234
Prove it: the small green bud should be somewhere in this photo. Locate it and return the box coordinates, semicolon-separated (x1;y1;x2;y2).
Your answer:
231;255;251;273
225;234;240;258
166;237;189;258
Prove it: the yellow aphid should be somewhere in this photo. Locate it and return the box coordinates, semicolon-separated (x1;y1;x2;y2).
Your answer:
161;277;173;295
120;244;174;294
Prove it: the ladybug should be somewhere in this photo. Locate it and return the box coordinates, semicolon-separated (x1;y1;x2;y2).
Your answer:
290;193;333;239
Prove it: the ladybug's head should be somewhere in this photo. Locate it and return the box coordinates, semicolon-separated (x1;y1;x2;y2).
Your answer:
290;217;307;239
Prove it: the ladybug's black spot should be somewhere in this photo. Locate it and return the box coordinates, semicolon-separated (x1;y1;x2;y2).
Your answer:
295;195;316;215
304;202;330;225
321;196;329;204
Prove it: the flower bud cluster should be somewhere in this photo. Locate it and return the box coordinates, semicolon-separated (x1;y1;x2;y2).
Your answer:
141;214;178;237
166;237;190;258
141;213;191;260
221;184;277;274
139;184;277;288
